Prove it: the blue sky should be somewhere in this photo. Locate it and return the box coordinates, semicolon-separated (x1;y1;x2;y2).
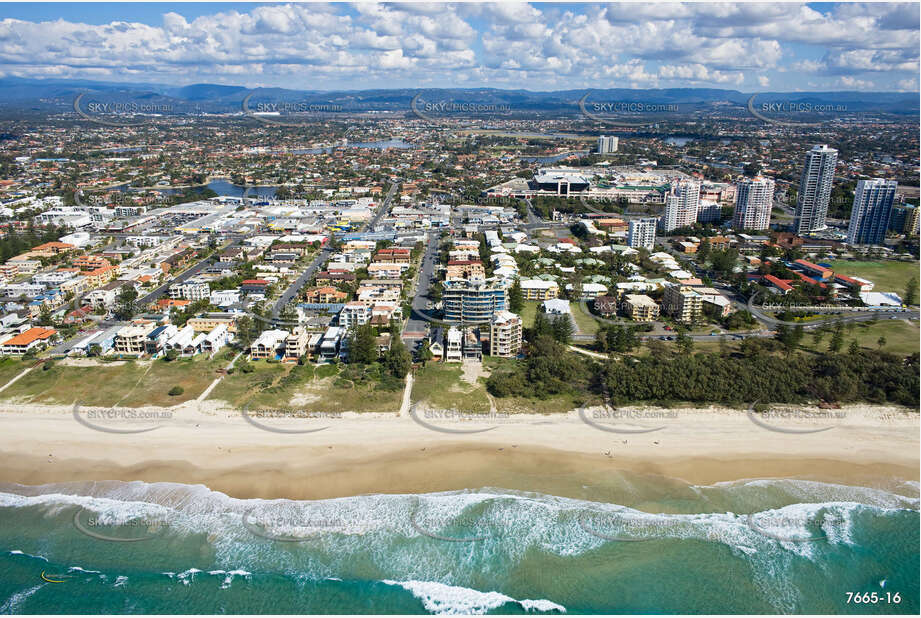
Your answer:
0;2;917;92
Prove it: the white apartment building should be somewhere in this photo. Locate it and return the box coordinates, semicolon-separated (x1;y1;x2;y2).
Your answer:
847;178;898;246
733;177;776;231
597;135;619;154
662;181;700;232
627;217;658;250
794;145;838;234
489;310;522;357
339;302;372;329
169;279;210;301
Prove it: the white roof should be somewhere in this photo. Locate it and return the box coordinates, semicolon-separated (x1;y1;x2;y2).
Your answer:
521;279;558;289
541;299;571;314
860;291;902;307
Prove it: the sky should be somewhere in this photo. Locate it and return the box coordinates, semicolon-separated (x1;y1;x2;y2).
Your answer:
0;2;917;92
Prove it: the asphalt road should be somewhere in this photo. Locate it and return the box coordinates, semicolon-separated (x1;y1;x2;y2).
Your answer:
138;239;240;306
270;182;400;318
403;232;439;342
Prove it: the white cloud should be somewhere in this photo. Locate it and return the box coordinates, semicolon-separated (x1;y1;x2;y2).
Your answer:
0;2;914;91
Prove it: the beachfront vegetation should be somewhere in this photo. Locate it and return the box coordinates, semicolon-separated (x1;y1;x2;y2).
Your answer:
210;359;403;413
411;363;490;413
486;328;919;408
0;357;223;406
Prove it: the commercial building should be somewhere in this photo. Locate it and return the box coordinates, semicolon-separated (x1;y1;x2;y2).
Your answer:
627;217;657;250
597;135;619;154
661;181;700;232
794;145;838;234
443;279;507;322
622;294;660;321
489;310;522;357
662;285;702;322
533;169;591;196
846;179;897;246
733;177;775;231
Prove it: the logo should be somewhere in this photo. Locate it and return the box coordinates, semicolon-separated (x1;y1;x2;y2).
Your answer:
578;511;666;542
409;501;493;542
747;93;849;127
577;402;672;434
408;403;502;434
746;402;842;434
240;405;336;434
579;92;677;128
241;92;343;127
72;402;170;434
72;507;168;542
745;511;841;543
410;93;511;125
73;93;170;127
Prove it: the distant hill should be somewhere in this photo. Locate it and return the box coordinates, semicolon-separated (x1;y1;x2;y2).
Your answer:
0;77;915;116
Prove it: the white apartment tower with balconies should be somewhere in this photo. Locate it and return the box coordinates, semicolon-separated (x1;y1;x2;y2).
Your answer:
794;145;838;234
733;177;776;231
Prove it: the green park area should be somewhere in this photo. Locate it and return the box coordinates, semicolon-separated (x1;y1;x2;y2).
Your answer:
827;260;919;295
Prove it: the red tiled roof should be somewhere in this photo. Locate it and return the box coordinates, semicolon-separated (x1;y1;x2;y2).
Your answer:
3;327;56;346
764;274;793;291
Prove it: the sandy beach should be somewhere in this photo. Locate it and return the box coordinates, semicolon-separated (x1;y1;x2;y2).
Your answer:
0;400;917;500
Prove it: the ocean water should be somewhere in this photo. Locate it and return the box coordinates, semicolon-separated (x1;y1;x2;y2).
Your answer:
0;476;917;614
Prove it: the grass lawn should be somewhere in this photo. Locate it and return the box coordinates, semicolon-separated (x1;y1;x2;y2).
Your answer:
0;357;224;406
799;318;920;356
211;361;403;413
207;360;287;408
519;301;539;328
0;357;27;387
572;302;600;335
411;362;490;413
826;260;919;294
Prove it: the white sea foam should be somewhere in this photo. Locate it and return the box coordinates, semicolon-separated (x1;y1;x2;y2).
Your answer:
0;584;44;614
113;575;128;588
382;579;565;615
2;479;914;614
7;549;48;562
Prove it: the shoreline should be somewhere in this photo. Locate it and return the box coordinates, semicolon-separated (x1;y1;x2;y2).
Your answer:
0;402;917;501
